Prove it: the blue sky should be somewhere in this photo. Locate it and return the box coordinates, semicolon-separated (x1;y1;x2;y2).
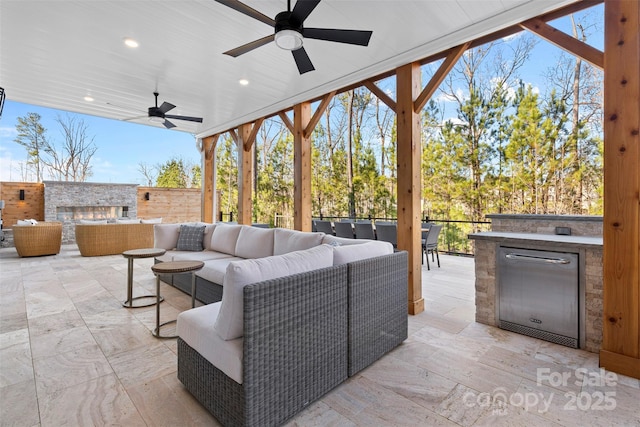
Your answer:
0;5;602;185
0;102;200;184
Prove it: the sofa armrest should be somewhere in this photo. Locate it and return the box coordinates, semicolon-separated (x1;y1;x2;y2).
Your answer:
242;264;348;426
347;250;408;376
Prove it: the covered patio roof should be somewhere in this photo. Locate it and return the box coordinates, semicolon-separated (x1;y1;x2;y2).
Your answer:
2;0;580;137
2;0;638;382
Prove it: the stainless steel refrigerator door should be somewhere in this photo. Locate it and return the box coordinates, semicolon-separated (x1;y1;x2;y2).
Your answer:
498;247;579;340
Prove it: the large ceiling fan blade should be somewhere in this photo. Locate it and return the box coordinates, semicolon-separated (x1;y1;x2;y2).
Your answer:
224;34;275;57
291;0;321;23
165;114;203;123
163;119;177;129
292;47;315;74
303;28;372;46
159;101;176;114
213;0;275;27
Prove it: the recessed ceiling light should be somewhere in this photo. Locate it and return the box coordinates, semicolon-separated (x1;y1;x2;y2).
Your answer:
83;95;94;102
123;37;139;48
239;79;249;86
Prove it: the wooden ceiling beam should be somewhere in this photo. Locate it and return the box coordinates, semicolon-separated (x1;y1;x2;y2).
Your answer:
520;18;604;69
228;129;239;145
364;80;396;111
304;91;336;139
414;42;470;112
279;111;294;133
244;118;264;151
203;134;219;160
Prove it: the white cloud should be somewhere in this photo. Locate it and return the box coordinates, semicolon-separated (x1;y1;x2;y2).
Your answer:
435;87;466;103
443;117;468;127
0;155;28;181
502;32;523;43
0;126;17;138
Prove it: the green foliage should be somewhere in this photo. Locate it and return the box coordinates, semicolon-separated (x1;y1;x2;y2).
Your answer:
14;112;48;182
211;34;603;226
156;157;200;188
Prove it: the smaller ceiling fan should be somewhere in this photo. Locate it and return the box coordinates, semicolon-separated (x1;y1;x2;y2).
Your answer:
115;92;203;129
144;92;203;129
215;0;373;74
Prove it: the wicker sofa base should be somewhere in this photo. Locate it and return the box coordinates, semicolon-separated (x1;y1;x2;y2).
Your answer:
178;338;246;426
178;265;349;427
348;251;408;375
176;252;408;426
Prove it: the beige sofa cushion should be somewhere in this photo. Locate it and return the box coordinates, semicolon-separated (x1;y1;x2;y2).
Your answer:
332;240;394;265
235;226;274;259
154;224;181;250
273;228;324;255
116;218;140;224
214;244;334;341
211;223;243;255
196;257;243;285
203;224;217;250
141;217;162;224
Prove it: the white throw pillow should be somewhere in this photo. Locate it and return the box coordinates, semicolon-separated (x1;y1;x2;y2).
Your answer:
16;219;34;226
116;218;141;224
78;219;108;225
214;244;334;340
235;226;274;259
153;223;181;250
210;223;243;255
141;217;162;224
332;241;394;265
273;228;324;255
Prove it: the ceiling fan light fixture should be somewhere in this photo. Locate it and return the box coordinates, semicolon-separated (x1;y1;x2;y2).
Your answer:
275;29;303;51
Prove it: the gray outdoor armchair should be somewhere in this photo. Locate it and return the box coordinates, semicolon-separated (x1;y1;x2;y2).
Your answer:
423;223;442;270
375;223;397;248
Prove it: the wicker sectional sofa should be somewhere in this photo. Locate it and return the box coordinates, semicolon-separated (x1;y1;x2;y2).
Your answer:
153;222;408;426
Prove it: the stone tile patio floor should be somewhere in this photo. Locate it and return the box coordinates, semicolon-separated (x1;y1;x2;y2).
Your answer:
1;244;638;426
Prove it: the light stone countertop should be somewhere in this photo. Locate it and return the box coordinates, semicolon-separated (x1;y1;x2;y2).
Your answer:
468;231;602;248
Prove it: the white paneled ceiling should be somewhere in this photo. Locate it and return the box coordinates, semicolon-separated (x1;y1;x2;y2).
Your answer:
0;0;578;138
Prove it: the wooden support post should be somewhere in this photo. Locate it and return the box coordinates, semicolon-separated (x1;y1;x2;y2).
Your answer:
396;62;424;315
237;124;254;225
293;102;312;231
600;0;640;380
201;135;218;223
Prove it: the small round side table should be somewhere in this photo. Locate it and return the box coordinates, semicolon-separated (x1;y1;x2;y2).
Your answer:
122;248;167;308
150;260;204;339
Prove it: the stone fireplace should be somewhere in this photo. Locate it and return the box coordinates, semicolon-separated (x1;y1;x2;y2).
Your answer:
469;214;603;353
44;181;139;243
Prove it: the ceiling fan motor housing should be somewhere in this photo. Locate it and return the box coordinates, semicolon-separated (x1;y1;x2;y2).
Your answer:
148;107;164;118
275;11;302;33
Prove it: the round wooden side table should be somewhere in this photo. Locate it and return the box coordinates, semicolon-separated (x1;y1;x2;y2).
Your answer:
150;260;204;339
122;248;167;308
